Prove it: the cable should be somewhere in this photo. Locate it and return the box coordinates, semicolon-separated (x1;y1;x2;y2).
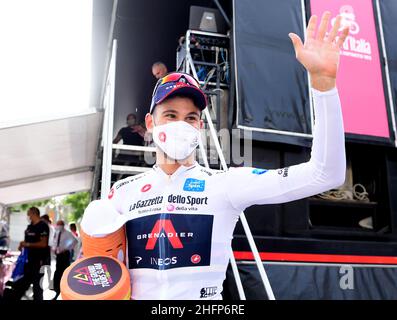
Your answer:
219;49;229;83
317;190;351;201
316;183;370;202
203;67;217;90
212;88;225;96
196;67;206;81
353;183;370;202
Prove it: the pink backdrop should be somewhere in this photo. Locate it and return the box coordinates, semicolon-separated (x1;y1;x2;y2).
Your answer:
310;0;390;138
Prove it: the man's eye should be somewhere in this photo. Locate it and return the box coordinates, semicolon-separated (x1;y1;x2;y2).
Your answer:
165;114;176;118
187;117;198;121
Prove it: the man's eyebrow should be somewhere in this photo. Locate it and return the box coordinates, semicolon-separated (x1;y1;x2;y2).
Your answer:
162;109;178;114
161;109;200;117
186;111;200;117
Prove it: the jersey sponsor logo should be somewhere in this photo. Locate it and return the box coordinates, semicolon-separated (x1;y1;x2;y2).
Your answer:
199;168;213;176
108;188;114;199
116;181;129;190
252;168;268;175
141;184;152;192
277;167;289;178
115;173;147;191
166;204;198;212
126;213;213;270
191;254;201;264
129;196;164;211
168;194;208;206
200;286;217;298
150;256;178;266
183;178;205;192
144;219;185;250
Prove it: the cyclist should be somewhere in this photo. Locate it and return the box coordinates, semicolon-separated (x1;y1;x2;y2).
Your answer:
80;12;350;300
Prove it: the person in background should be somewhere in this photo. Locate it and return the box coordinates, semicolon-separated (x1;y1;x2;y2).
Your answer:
68;222;81;263
69;222;78;238
113;113;146;147
113;114;148;176
151;61;168;79
15;207;49;300
0;220;9;248
40;214;55;266
52;220;77;300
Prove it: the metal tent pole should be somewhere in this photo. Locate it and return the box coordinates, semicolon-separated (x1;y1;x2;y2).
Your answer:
101;40;117;198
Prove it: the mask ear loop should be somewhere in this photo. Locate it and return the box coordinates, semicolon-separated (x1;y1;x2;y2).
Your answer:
151;116;171;162
197;126;209;168
150;112;158;129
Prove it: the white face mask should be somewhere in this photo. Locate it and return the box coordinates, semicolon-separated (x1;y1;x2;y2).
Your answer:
152;121;200;161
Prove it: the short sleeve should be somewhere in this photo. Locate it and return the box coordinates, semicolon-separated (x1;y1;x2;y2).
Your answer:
39;222;50;237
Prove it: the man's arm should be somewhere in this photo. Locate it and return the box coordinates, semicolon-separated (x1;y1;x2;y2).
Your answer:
113;129;123;144
20;235;48;249
223;12;349;211
133;124;146;138
80;178;127;237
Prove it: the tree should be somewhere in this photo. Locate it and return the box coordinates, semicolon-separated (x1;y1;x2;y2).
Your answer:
11;199;53;212
62;192;90;223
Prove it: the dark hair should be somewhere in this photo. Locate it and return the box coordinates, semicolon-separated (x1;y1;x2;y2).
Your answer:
29;207;40;216
160;93;202;113
152;95;202;121
126;113;137;120
41;214;51;223
152;61;167;68
69;223;77;231
57;220;65;226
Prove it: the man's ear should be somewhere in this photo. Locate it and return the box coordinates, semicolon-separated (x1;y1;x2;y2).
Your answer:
145;113;154;133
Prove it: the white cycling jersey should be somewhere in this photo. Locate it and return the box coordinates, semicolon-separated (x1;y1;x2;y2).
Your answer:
82;87;345;300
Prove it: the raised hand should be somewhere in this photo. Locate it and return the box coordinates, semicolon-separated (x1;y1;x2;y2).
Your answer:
288;11;350;91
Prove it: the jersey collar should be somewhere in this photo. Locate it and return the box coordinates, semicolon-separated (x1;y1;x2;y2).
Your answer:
153;161;198;181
